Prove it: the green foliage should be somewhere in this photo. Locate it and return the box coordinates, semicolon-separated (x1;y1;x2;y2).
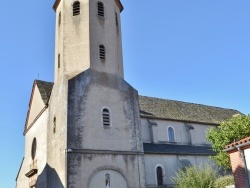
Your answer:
173;164;217;188
214;175;234;188
207;114;250;169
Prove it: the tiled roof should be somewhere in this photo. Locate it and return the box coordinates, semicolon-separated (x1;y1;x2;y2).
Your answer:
139;96;241;125
31;81;241;125
225;136;250;150
143;143;216;155
35;80;53;105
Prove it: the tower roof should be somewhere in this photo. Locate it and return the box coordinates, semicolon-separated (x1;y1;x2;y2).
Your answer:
53;0;124;12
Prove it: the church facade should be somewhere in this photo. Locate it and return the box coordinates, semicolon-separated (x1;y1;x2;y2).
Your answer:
16;0;241;187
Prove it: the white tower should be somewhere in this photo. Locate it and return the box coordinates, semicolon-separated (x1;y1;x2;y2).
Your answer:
50;0;146;187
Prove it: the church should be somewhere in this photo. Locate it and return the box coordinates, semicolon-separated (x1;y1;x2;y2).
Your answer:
16;0;241;187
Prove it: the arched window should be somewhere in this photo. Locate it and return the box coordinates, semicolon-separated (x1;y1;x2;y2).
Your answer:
102;108;110;127
99;45;106;60
73;1;80;16
156;166;163;185
97;2;104;17
168;126;175;142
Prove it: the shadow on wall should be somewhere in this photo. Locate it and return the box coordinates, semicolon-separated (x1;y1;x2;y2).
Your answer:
233;165;248;188
36;163;64;188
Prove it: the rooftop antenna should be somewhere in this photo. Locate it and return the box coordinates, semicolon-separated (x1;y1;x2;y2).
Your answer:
38;73;39;80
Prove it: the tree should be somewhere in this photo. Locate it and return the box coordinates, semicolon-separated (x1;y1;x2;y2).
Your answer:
172;164;217;188
206;114;250;169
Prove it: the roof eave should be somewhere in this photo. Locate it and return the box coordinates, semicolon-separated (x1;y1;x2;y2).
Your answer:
115;0;124;12
224;137;250;153
53;0;61;12
140;115;220;126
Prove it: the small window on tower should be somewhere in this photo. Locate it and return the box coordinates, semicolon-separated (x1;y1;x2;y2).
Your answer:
102;108;110;127
99;45;106;60
58;12;61;26
53;117;56;133
97;2;104;17
115;12;118;27
31;138;37;160
73;1;80;16
58;54;60;68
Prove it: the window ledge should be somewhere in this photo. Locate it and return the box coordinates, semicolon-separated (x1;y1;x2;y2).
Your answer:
25;169;38;178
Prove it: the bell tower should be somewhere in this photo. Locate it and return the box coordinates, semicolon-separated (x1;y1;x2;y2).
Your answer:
53;0;124;83
50;0;146;187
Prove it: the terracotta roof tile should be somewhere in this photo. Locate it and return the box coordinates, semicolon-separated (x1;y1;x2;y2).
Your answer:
225;136;250;149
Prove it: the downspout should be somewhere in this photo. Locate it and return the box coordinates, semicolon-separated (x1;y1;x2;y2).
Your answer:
65;148;68;188
236;146;250;188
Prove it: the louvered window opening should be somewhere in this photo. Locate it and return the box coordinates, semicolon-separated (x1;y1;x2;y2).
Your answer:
99;45;105;60
73;1;80;16
102;109;110;126
98;2;104;17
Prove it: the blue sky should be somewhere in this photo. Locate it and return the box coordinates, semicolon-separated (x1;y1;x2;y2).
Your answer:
1;0;250;187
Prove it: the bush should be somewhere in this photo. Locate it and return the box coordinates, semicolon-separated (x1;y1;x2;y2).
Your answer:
173;164;217;188
214;175;234;188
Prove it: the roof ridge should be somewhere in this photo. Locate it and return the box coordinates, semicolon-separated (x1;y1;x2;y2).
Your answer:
35;79;54;84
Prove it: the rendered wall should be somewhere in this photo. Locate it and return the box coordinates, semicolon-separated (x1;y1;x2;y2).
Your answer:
144;154;214;187
16;110;48;188
67;69;146;188
141;118;214;145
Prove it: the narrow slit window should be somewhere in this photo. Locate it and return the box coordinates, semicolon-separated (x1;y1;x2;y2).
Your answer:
97;2;104;17
53;117;56;133
73;1;80;16
99;45;106;60
115;12;118;27
31;138;37;160
58;12;61;26
102;108;110;127
58;54;60;68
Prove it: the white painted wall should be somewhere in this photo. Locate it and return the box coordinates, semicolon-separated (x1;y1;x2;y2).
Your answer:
16;109;48;187
141;117;215;146
144;154;215;187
